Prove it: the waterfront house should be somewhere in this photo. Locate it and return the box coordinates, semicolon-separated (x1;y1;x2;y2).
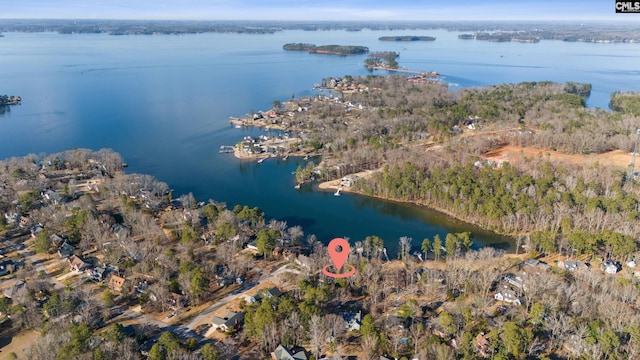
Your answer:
340;175;357;187
211;311;244;332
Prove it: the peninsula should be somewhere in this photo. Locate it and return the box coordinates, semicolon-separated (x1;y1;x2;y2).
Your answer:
282;43;369;56
378;35;436;41
458;32;541;43
226;75;640;250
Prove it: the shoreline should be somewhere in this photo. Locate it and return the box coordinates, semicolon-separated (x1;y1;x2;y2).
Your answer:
229;117;287;131
317;173;516;242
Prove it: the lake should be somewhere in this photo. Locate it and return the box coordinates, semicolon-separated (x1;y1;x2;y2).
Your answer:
1;29;640;254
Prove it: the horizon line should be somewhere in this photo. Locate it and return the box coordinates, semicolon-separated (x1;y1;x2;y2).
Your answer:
0;17;633;22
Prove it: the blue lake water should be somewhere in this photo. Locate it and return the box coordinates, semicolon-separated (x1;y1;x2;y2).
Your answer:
1;29;640;253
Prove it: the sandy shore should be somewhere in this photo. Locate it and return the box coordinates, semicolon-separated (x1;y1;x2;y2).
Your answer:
317;169;379;192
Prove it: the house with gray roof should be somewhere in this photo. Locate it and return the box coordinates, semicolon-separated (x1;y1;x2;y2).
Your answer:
211;311;244;332
271;344;309;360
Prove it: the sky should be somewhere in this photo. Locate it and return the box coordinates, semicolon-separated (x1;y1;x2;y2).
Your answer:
0;0;629;21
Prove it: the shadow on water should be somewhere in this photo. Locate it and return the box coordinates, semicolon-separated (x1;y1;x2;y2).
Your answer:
277;215;317;229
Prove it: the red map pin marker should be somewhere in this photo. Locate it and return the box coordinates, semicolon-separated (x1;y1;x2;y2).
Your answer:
328;238;350;271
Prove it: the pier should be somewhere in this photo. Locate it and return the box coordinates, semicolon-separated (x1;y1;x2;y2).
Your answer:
219;146;235;153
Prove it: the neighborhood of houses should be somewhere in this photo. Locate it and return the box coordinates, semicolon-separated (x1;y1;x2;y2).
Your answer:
1;150;640;359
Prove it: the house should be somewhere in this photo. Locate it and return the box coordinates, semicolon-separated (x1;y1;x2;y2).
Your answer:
519;258;551;273
167;292;184;311
601;260;622;274
50;234;65;247
475;332;490;358
246;241;259;251
257;287;282;300
343;310;362;331
90;267;107;281
68;255;90;272
4;212;18;225
30;223;44;238
271;344;310;360
41;190;61;205
57;241;75;258
108;275;126;293
211;311;244;332
3;280;25;299
494;289;522;305
557;260;589;272
502;273;524;289
0;260;15;277
340;175;357;187
385;314;405;331
627;259;637;268
19;216;30;228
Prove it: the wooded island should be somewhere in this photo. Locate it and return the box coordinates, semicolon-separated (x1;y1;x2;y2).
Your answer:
283;43;369;56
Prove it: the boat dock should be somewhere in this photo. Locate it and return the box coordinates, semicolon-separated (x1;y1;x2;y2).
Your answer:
219;146;235;153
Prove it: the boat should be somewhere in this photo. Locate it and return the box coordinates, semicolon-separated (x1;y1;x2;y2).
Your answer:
334;188;341;196
257;158;266;164
294;184;301;189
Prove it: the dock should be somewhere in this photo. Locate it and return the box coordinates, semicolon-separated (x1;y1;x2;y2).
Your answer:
219;146;235;154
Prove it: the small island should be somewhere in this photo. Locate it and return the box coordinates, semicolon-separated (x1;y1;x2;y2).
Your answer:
0;95;21;114
283;43;369;56
0;95;21;106
378;35;436;41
